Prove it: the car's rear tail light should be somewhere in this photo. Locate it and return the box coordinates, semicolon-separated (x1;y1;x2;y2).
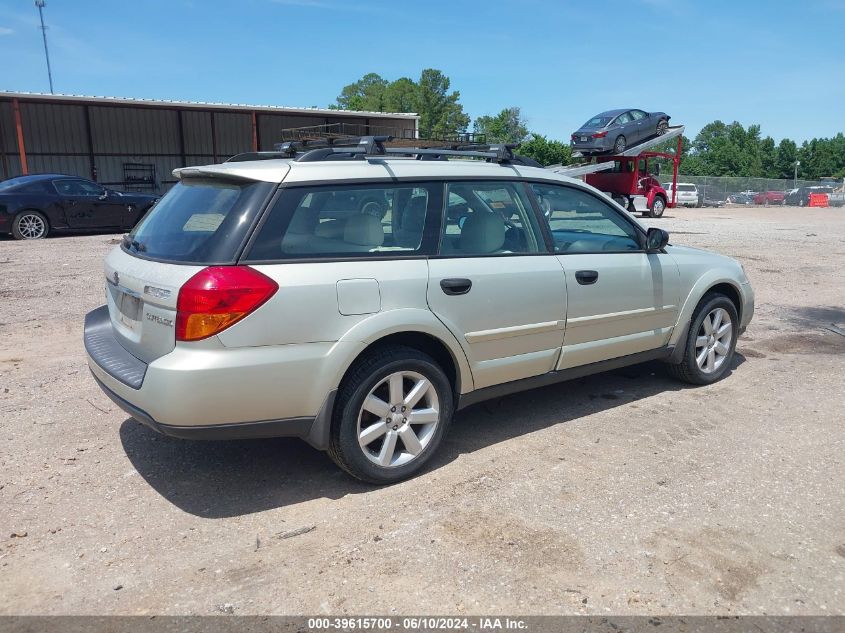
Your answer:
593;131;608;138
176;266;278;341
571;134;578;141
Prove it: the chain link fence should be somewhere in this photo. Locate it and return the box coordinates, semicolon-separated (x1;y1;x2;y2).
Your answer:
663;175;845;205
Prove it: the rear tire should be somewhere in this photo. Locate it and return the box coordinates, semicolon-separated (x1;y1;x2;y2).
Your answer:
667;293;738;385
328;345;454;484
12;211;49;240
613;135;627;153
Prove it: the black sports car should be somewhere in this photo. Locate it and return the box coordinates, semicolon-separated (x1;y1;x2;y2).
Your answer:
0;174;159;240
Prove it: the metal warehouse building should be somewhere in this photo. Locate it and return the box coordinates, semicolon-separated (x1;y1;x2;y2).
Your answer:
0;91;418;192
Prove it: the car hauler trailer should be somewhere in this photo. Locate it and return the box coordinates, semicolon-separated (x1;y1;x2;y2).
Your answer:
551;125;685;218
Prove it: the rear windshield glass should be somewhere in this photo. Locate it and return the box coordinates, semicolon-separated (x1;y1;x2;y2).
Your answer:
582;116;612;128
677;184;696;192
0;176;40;192
126;178;274;264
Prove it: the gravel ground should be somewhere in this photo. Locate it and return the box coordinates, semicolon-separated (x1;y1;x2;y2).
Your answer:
1;206;843;616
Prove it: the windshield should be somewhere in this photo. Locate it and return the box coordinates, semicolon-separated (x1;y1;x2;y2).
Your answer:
582;116;612;128
126;178;274;264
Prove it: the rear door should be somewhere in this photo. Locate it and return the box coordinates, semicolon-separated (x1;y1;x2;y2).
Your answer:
529;182;680;369
426;181;567;390
629;109;648;143
613;111;635;145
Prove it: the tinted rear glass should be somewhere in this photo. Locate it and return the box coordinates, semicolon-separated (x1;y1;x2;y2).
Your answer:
126;178;274;264
677;184;696;192
0;176;45;192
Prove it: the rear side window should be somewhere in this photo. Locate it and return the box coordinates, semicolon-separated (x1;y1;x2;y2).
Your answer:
126;178;274;264
439;182;545;256
244;183;442;261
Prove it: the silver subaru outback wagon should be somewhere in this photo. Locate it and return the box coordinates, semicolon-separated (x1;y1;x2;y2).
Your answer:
84;142;754;484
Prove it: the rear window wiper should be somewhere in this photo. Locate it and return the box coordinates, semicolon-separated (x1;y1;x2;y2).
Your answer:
122;234;147;252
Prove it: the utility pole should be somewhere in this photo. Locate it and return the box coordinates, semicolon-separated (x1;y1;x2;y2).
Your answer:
794;160;800;188
34;0;54;94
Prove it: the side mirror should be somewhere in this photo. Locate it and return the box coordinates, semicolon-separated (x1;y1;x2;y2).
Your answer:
98;190;109;200
646;227;669;252
652;163;661;176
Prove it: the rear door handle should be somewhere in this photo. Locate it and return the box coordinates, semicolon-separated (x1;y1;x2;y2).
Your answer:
440;278;472;296
575;270;599;285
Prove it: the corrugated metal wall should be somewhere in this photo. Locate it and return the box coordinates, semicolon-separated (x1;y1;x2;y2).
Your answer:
0;97;417;192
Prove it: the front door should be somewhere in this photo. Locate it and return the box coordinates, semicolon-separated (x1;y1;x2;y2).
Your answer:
529;182;680;370
427;181;567;390
54;179;125;229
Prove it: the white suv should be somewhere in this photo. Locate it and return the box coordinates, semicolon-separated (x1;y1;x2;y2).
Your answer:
85;139;754;483
664;182;700;207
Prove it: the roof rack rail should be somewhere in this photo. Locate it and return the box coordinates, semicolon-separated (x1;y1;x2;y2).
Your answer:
290;136;523;164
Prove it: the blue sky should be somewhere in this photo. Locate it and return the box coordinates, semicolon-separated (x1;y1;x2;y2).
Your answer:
1;0;843;143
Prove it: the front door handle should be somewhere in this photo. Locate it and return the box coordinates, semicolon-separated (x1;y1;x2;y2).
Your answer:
440;278;472;296
575;270;599;285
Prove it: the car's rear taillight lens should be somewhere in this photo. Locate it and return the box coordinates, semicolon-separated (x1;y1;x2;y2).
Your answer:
176;266;278;341
593;131;608;138
571;134;578;141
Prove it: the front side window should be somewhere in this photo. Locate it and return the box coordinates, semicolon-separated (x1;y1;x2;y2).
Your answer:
614;112;633;125
531;183;642;254
54;179;103;196
630;110;647;120
439;182;545;256
245;183;440;260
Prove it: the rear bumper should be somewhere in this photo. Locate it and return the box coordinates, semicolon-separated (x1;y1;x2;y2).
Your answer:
90;371;333;445
84;305;342;449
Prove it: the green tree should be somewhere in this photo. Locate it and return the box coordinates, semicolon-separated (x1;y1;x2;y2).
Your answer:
759;136;777;178
334;73;388;111
516;134;572;166
473;107;530;144
331;69;470;139
774;139;798;180
382;77;418;113
415;69;470;139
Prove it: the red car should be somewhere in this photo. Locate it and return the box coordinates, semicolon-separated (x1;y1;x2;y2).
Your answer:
752;191;785;205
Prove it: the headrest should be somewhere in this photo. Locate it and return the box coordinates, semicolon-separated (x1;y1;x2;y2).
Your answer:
459;212;505;253
344;213;385;246
402;196;427;229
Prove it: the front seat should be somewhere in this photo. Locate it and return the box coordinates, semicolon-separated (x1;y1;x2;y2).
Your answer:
459;212;506;254
396;195;427;248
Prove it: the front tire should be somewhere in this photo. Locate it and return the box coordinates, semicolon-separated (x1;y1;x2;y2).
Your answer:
667;293;739;385
12;211;49;240
656;119;669;135
649;196;666;218
328;346;454;484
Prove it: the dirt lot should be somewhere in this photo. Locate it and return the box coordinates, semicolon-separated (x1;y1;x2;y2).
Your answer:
1;206;843;616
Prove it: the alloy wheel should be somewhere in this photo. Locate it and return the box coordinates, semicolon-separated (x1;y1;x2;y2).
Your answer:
357;370;440;468
18;214;46;239
657;121;668;135
695;307;733;374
